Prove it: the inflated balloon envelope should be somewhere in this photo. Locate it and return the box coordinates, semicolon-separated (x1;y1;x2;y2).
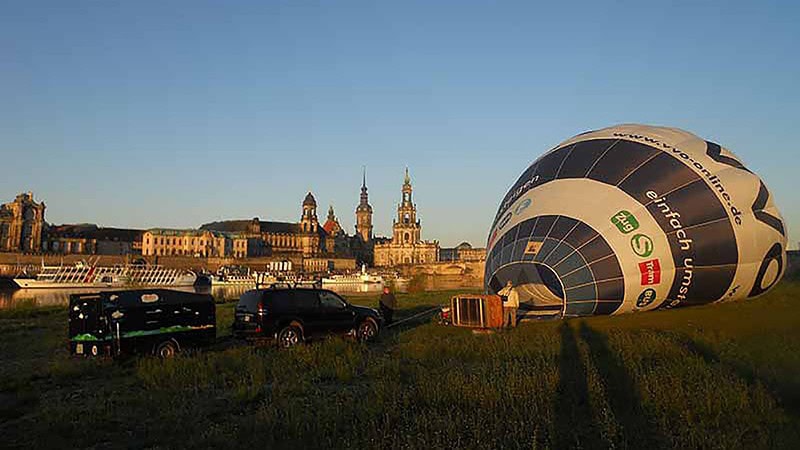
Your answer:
484;124;787;317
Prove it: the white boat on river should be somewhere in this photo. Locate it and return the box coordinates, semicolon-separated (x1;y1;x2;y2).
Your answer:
210;266;257;286
12;260;197;289
322;265;384;286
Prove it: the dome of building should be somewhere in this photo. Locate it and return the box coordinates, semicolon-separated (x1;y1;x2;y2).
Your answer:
303;192;317;207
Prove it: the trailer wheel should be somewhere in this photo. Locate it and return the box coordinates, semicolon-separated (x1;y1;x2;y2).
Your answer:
154;339;180;358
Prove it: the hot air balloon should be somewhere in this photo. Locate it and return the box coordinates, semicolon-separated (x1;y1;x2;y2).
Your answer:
484;124;787;317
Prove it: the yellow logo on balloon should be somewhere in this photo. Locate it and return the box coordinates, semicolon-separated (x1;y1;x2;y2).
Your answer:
524;241;543;255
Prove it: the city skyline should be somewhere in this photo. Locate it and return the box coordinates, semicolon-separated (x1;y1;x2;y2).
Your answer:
2;1;798;249
0;165;468;246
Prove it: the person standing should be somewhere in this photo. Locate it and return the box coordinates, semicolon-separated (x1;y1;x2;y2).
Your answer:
499;281;519;328
497;280;512;301
379;286;397;325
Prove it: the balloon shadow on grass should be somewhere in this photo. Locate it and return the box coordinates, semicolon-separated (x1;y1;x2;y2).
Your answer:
579;323;666;448
658;330;800;420
554;321;603;449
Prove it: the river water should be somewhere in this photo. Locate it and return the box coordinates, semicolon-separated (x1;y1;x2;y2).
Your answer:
0;282;391;309
0;274;488;309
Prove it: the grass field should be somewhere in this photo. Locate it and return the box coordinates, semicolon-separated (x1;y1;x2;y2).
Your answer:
1;283;799;449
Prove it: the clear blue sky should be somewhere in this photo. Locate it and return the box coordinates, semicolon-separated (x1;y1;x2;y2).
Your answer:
1;0;798;248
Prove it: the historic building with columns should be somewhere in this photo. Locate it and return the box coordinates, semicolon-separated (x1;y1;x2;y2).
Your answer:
374;168;439;266
0;192;46;253
141;228;230;257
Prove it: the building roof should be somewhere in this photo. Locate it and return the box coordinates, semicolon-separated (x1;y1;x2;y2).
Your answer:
90;227;143;242
200;220;252;233
263;221;302;234
323;205;341;235
322;219;338;235
146;228;228;238
201;220;301;234
48;224;142;242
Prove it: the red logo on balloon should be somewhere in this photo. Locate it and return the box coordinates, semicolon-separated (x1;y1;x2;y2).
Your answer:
639;259;661;286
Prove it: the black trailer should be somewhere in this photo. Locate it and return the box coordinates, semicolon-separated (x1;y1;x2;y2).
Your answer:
69;289;215;358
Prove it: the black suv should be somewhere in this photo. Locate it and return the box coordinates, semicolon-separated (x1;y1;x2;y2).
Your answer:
232;287;383;347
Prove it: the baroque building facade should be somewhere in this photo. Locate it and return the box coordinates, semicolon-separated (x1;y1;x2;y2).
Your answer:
198;192;328;258
140;192;361;260
439;242;487;262
374;169;439;266
141;229;230;257
0;192;46;253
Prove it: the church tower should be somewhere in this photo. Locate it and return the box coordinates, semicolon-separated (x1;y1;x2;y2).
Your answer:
373;167;439;267
299;192;321;256
355;167;373;242
393;167;421;244
300;192;319;234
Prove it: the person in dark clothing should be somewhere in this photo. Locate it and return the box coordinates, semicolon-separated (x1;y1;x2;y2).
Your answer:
379;286;397;325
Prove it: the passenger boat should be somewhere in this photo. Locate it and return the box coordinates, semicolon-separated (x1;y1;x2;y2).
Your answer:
322;265;384;286
380;270;410;286
211;266;257;286
12;260;197;289
252;272;274;285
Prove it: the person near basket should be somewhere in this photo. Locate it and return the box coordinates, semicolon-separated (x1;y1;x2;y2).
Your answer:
379;286;397;325
498;281;519;328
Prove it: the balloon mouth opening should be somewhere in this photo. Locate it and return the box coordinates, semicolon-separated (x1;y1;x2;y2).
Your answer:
488;262;565;307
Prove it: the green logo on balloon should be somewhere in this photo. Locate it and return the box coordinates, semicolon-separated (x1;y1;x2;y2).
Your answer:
611;210;639;234
631;233;654;257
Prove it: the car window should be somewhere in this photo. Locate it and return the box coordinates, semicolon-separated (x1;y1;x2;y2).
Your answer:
293;291;319;311
268;290;294;313
238;291;262;312
319;291;346;310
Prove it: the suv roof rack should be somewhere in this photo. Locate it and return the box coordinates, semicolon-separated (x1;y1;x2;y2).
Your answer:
257;280;322;290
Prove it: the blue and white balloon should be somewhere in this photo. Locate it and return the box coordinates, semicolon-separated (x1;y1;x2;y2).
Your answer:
485;124;787;316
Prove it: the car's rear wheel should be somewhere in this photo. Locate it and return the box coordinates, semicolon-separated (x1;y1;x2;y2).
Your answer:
357;318;379;342
277;325;302;348
154;339;179;358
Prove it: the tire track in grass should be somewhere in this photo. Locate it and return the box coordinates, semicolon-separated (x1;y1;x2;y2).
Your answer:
579;322;666;448
554;321;604;449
